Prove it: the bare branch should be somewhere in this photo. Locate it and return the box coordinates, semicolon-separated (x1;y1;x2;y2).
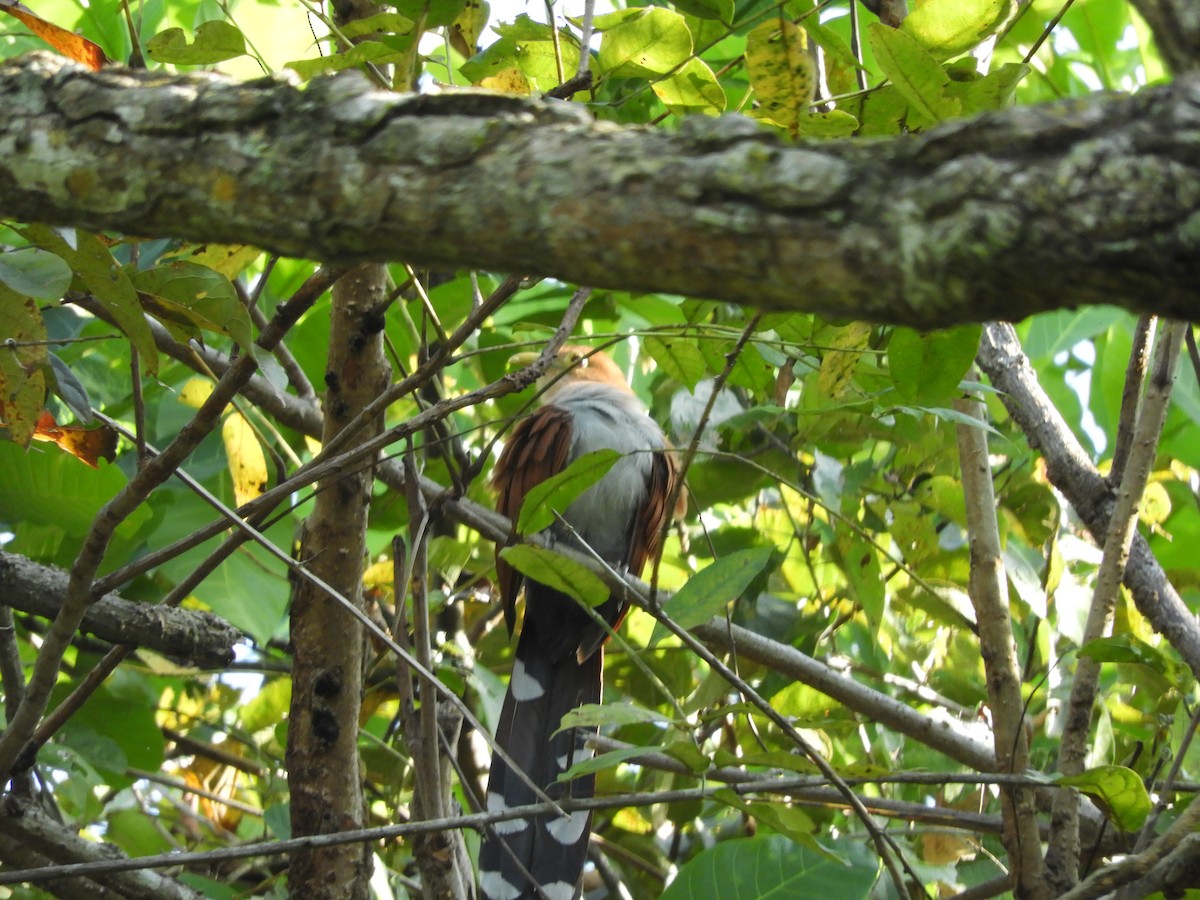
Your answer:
0;551;240;667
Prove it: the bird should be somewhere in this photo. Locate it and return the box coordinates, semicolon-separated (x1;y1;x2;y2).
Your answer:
479;346;678;900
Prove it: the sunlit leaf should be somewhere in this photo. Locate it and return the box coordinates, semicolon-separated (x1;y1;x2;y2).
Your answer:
816;321;871;402
222;411;268;507
338;12;417;38
393;0;469;28
558;745;649;781
558;702;674;731
644;335;706;390
888;324;981;406
477;66;532;94
1058;766;1151;832
146;20;247;65
714;789;818;845
652;57;726;116
841;535;884;628
163;244;263;280
868;23;962;124
902;0;1017;60
597;7;693;79
793;109;859;137
287;39;413;79
449;0;489;56
179;376;216;410
461;17;580;91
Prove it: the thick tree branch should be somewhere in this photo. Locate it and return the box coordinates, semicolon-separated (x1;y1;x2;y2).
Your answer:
0;551;240;667
0;795;201;899
1;53;1199;327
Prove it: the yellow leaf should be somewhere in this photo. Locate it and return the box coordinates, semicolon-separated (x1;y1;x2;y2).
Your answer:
450;0;489;57
746;20;814;134
222;412;268;506
478;66;532;95
180;377;215;410
363;559;394;589
817;321;871;401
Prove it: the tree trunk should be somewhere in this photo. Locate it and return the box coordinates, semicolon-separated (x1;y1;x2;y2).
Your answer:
285;264;390;899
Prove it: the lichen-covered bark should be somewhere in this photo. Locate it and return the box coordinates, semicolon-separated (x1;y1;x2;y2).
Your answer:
1;53;1198;327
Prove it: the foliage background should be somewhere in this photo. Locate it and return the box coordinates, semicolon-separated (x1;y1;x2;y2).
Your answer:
0;0;1194;898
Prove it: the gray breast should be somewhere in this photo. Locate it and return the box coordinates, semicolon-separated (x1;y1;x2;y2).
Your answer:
552;383;666;564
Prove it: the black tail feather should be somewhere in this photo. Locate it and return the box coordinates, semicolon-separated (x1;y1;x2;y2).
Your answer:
479;614;601;900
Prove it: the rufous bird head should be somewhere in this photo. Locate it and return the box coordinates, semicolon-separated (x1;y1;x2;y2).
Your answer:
511;345;635;402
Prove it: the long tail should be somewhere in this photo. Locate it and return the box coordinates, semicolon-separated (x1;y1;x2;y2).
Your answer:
478;619;600;900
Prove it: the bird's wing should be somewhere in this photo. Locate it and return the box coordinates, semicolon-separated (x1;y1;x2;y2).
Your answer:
492;403;574;634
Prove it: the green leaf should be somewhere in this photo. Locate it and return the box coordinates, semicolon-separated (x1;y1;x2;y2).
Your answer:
287;39;414;80
499;545;610;607
1058;766;1151;832
132;261;253;353
867;23;962;124
516;449;622;535
714;789;818;845
597;7;693;79
0;438;150;540
588;9;653;32
661;835;878;900
793;109;860;138
0;247;73;300
146;20;247;65
461;17;580;91
888;324;981;406
902;0;1017;59
949;62;1029;115
1079;634;1182;687
644;335;707;390
21;226;159;375
338;12;417;38
841;535;884;628
558;745;651;781
393;0;469;28
652;546;774;645
652;57;727;116
671;0;734;24
558;702;674;731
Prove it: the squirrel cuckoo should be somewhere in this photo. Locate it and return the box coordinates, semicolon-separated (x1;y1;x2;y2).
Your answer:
479;347;677;900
